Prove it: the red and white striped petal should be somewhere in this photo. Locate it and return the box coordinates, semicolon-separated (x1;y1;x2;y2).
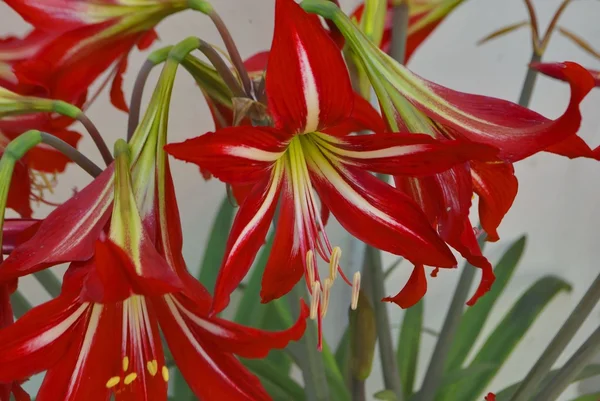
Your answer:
314;132;498;176
211;163;285;314
471;161;518;242
165;126;290;185
306;148;457;268
389;61;595;162
322;94;388;137
0;166;115;281
154;296;272;401
267;0;353;134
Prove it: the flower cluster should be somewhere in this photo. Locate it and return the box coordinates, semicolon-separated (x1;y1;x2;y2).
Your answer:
0;0;597;400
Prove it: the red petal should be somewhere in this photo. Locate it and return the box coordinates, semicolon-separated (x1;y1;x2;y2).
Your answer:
471;161;518;242
1;219;41;255
404;62;595;162
109;55;130;113
244;51;269;75
544;135;599;160
211;169;284;314
154;296;272;401
308;155;456;268
260;174;304;303
382;264;427;308
82;240;132;303
485;393;496;401
137;29;158;51
4;0;93;30
165;126;289;184
531;62;600;87
323;94;387;137
317;132;498;176
0;284;13;329
6;159;33;218
267;0;353;133
0;166;114;281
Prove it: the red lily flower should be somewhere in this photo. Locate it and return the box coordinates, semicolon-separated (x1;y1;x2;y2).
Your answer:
485;393;496;401
531;62;600;88
351;0;466;62
166;0;499;337
5;0;190;111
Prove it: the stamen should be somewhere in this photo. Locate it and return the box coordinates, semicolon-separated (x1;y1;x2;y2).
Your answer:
351;272;361;310
124;372;137;385
122;356;129;372
310;281;321;320
147;360;158;376
162;366;170;382
328;246;342;281
306;250;315;288
321;278;333;317
105;376;121;389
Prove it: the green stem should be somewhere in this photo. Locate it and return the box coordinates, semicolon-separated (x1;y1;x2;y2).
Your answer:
128;60;157;140
75;112;113;165
40;132;102;178
532;325;600;401
509;272;600;401
390;1;410;65
518;52;541;107
9;290;31;319
351;377;366;401
417;234;486;401
365;246;404;400
33;269;62;298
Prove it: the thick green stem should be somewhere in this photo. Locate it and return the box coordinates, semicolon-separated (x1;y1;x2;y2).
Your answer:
509;272;600;401
351;377;366;401
40;133;102;177
365;246;404;400
390;1;410;65
532;326;600;401
518;52;541;107
75;112;113;165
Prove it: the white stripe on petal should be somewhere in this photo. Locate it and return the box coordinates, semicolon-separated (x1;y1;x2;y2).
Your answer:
297;39;320;134
225;146;285;162
25;303;89;353
171;297;229;338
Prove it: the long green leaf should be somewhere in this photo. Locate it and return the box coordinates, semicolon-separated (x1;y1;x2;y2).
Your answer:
9;290;31;318
495;364;600;401
397;299;424;399
446;236;526;372
567;393;600;401
242;359;305;400
450;276;572;401
197;195;235;292
335;327;351;383
323;339;352;401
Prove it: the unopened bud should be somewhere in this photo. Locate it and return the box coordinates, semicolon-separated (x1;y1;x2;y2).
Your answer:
349;289;376;381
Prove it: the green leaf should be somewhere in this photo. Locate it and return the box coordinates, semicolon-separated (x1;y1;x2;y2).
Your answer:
439;363;497;388
172;367;195;401
197;195;235;293
449;275;572;401
9;289;31;318
323;339;352;401
335;327;351;383
242;359;305;400
234;230;275;325
495;364;600;401
446;236;527;372
567;392;600;401
374;389;399;400
397;299;424;399
33;269;62;298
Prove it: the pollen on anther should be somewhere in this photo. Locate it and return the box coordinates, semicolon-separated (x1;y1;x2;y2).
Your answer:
122;356;129;372
124;372;138;385
147;360;158;376
351;272;361;310
105;376;121;389
310;281;321;320
329;247;342;281
162;366;170;382
306;250;315;287
321;278;333;318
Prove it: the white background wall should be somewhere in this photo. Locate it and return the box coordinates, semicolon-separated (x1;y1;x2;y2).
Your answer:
2;0;600;399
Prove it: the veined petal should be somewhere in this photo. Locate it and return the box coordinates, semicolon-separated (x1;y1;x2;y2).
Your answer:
531;62;600;87
267;0;353;133
154;295;271;401
471;161;518;242
313;132;498;176
0;166;115;281
306;145;457;268
1;219;40;255
212;163;285;314
165;126;289;185
392;61;595;162
382;264;427;308
260;173;304;303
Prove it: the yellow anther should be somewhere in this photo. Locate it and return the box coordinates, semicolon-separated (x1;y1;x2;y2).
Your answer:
122;356;129;372
124;372;138;385
310;281;321;320
306;250;315;288
351;272;361;310
328;247;342;281
321;278;333;318
105;376;121;389
147;360;158;376
162;366;170;382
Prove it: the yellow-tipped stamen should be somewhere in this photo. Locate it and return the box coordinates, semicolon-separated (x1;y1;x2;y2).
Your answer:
122;356;130;372
162;366;170;382
351;272;361;310
310;281;321;320
124;372;137;385
105;376;121;389
321;278;333;318
306;250;315;288
147;360;159;376
328;246;342;281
